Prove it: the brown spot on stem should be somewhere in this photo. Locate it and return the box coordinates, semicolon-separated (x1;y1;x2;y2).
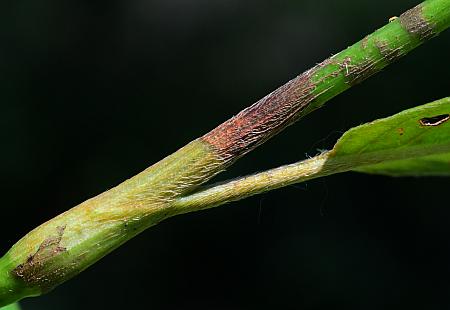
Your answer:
13;226;67;289
374;39;403;64
361;36;369;49
419;114;450;127
202;64;322;161
342;56;380;86
399;4;435;40
397;128;404;135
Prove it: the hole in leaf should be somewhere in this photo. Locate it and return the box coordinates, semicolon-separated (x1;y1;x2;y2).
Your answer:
419;114;450;127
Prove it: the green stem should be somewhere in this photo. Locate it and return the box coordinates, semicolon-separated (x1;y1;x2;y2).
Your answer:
1;0;449;307
201;0;450;162
172;144;448;213
0;140;223;307
173;152;338;213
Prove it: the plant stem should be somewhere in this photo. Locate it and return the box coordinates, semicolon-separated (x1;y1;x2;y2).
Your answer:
202;0;450;163
0;140;223;307
172;143;448;213
173;152;338;213
174;97;450;213
1;0;449;307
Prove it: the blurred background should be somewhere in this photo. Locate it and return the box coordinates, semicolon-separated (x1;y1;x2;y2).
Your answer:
1;0;449;309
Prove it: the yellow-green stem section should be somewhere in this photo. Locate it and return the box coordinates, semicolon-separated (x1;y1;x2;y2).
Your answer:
0;139;222;306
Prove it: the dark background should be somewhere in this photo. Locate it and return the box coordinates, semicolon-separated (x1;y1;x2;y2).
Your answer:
1;0;449;309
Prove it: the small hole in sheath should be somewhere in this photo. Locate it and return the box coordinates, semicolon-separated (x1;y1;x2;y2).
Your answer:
419;114;450;127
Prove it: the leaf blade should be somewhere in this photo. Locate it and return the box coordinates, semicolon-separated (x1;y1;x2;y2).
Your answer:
0;303;21;310
331;97;450;175
355;153;450;176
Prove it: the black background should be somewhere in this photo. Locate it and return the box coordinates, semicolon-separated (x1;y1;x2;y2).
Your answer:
1;0;450;309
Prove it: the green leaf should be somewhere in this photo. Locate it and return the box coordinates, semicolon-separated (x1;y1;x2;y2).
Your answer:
355;153;450;176
0;303;21;310
331;97;450;176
